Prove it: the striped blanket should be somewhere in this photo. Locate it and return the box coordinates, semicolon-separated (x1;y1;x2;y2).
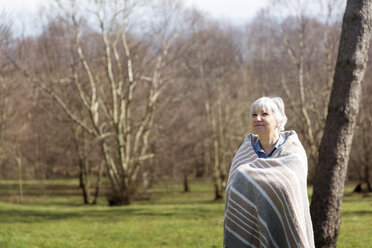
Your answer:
224;131;314;248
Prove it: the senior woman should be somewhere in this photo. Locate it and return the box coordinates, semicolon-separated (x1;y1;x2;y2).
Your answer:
223;96;315;248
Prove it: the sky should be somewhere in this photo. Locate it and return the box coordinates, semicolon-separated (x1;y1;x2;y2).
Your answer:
185;0;267;24
0;0;267;21
0;0;268;36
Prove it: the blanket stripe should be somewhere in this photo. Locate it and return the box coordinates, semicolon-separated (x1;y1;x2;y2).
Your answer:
224;131;314;248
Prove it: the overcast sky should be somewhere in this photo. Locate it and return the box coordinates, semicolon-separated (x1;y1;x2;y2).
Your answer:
185;0;267;23
0;0;268;36
1;0;267;21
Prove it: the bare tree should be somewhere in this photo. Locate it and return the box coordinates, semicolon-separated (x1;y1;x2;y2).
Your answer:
71;121;103;204
0;11;10;153
10;0;183;205
310;1;372;247
179;13;247;199
263;0;344;182
0;10;15;180
15;147;23;203
349;71;372;192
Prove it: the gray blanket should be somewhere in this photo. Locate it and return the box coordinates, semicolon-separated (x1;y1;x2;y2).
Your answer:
224;131;315;248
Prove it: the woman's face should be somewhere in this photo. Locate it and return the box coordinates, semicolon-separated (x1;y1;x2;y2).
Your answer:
251;106;279;137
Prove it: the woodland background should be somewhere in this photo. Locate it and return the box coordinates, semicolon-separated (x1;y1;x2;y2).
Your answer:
0;0;371;205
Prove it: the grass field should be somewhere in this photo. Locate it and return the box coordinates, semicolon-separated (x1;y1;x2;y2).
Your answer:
0;179;371;247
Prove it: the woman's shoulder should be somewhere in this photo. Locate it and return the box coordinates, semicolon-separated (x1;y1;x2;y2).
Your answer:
281;130;298;139
280;130;307;158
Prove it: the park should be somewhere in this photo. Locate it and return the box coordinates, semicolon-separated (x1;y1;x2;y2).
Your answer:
0;0;372;247
0;180;371;247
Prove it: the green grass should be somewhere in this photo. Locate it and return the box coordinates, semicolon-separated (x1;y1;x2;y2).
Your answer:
0;180;223;248
0;180;371;247
337;188;372;248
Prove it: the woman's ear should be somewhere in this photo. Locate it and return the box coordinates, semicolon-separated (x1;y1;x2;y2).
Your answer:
276;119;282;129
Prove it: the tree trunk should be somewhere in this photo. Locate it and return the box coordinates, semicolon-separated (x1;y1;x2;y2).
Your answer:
183;173;189;193
92;161;104;205
16;156;23;204
78;158;91;204
107;189;132;206
365;165;372;192
310;1;372;247
206;100;226;200
72;124;93;204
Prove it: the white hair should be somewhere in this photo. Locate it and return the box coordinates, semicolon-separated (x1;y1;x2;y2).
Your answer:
250;96;288;132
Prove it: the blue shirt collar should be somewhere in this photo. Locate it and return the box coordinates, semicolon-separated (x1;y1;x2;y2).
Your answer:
253;134;285;158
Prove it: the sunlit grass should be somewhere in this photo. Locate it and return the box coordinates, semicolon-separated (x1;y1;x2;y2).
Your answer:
0;180;223;248
0;180;371;247
338;191;372;248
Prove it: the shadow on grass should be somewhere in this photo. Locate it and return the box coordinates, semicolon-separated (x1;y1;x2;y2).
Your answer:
141;199;224;206
0;209;84;223
0;183;110;197
342;193;372;202
341;210;372;217
0;195;225;225
0;206;180;224
0;180;225;226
